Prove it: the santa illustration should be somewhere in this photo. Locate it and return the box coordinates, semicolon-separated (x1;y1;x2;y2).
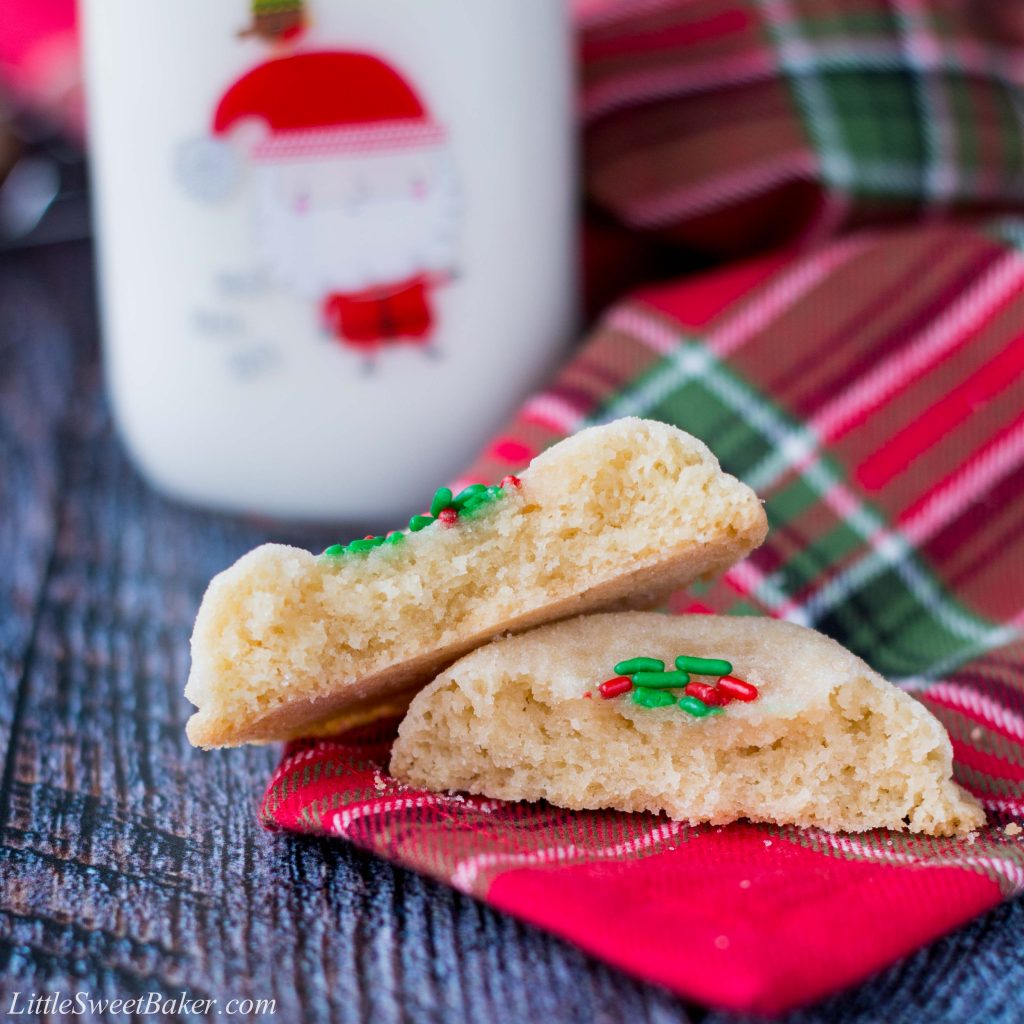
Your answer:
179;50;460;361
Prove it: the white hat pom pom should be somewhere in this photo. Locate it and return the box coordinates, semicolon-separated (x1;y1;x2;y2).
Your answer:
175;137;242;203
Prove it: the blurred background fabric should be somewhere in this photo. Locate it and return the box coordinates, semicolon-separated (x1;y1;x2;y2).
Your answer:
10;1;1024;299
579;0;1024;256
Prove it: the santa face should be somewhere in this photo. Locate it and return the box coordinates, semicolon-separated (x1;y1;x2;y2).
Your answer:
252;146;460;298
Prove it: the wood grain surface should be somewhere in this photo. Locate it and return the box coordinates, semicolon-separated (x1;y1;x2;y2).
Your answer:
0;242;1021;1024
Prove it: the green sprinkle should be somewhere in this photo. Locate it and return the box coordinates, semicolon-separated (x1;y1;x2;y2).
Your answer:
615;657;665;675
346;539;377;553
409;515;434;532
453;484;488;507
678;695;724;718
459;496;494;518
385;531;405;545
429;487;454;517
631;670;690;688
675;655;733;677
632;688;675;708
323;544;345;557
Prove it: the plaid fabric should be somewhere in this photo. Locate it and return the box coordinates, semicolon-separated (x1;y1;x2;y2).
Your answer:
579;0;1024;256
262;218;1024;1014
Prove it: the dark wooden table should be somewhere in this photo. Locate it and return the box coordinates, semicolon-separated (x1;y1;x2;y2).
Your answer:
1;240;1022;1024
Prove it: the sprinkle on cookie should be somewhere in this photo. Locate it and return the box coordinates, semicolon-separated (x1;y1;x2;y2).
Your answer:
594;652;758;718
322;474;521;557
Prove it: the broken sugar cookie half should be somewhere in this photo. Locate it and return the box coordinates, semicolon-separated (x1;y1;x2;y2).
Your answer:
390;612;984;836
186;418;767;748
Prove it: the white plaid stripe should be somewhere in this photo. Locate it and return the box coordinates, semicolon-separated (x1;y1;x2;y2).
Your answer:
983;796;1024;815
892;0;958;209
895;614;1024;685
746;250;1024;491
767;37;1024;92
793;418;1024;652
576;0;683;30
581;50;770;120
906;681;1024;742
816;251;1024;436
451;820;683;893
582;50;777;121
688;358;1010;648
607;232;869;363
757;0;856;192
900;412;1024;544
810;162;1024;200
625;151;818;227
583;27;1024;123
753;4;1024;201
748;254;1024;641
792;527;1020;649
520;394;584;435
814;832;1024;895
629;158;1024;227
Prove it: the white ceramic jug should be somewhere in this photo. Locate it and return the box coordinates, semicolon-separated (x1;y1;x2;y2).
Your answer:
82;0;576;521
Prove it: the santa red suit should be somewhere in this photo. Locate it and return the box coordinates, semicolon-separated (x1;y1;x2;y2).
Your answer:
184;51;459;356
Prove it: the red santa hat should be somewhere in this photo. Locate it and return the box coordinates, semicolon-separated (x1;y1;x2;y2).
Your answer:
179;51;445;201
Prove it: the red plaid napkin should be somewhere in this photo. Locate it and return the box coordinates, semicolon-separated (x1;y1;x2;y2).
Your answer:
262;218;1024;1015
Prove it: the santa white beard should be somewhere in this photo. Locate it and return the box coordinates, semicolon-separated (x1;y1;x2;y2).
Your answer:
252;146;460;299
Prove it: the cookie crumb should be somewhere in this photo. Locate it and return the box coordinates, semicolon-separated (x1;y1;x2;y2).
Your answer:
739;879;751;889
965;831;977;845
1004;822;1022;837
763;839;772;847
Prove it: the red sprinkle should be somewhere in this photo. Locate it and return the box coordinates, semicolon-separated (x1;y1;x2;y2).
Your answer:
437;508;459;527
364;535;376;541
685;681;730;706
583;691;592;699
718;675;759;701
501;475;523;489
597;676;633;699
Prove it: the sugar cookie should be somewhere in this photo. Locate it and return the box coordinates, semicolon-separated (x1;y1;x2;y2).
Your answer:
391;612;983;835
186;419;766;747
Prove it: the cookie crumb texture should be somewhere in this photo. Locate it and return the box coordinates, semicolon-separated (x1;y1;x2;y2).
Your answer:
186;419;767;747
391;613;984;836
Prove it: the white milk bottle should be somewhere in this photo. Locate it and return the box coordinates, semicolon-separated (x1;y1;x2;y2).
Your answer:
81;0;575;521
